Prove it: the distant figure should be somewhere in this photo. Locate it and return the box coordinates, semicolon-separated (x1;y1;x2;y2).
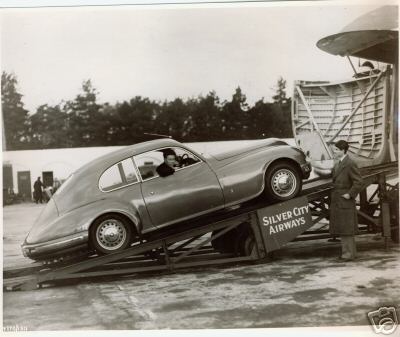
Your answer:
53;178;61;194
354;61;380;78
33;177;43;204
43;185;53;202
156;149;177;177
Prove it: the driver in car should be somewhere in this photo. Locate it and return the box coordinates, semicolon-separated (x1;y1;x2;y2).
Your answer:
156;149;178;177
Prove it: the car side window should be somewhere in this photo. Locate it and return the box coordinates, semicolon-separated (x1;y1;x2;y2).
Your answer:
99;158;139;192
134;147;201;181
173;147;201;169
134;151;164;181
120;158;138;183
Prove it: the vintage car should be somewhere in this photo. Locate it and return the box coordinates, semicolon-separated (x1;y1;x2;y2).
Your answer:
22;138;311;260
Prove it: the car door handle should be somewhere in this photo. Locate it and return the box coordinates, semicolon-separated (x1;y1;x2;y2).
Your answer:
150;191;155;195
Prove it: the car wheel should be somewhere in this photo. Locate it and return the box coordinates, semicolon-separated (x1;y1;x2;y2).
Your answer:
90;214;132;255
265;162;301;201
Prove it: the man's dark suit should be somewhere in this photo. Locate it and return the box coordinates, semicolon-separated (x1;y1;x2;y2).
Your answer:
330;154;364;259
156;162;175;177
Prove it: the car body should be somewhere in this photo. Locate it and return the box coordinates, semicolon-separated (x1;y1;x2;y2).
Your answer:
22;138;311;260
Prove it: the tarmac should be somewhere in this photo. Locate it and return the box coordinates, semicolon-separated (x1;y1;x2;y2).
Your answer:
2;202;400;332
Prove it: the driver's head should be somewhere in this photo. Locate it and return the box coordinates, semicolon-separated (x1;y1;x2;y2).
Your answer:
163;149;177;168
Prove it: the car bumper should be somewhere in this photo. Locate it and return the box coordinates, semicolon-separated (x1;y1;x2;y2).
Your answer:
21;231;89;260
301;162;312;179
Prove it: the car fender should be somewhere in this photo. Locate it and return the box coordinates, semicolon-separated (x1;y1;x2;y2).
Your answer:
213;145;305;206
262;146;305;175
76;198;142;235
27;199;141;245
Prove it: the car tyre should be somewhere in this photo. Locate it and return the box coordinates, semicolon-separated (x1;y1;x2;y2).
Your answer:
265;162;301;201
90;214;132;255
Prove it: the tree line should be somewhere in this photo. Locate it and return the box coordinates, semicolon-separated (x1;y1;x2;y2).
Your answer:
2;71;293;151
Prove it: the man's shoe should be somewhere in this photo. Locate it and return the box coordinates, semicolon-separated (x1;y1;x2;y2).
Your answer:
334;257;355;262
341;256;356;262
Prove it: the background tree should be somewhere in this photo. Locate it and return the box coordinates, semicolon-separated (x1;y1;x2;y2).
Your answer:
2;73;295;149
155;98;188;141
248;99;275;139
271;76;292;137
1;72;30;150
65;79;103;147
272;76;288;106
107;96;158;145
30;104;69;148
220;87;249;140
183;91;222;141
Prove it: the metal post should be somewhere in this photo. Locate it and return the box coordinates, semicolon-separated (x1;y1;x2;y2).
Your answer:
250;213;266;259
162;240;173;271
295;86;333;158
359;189;368;210
378;174;391;250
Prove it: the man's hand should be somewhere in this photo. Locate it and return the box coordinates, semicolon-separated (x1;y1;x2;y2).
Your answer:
341;193;351;200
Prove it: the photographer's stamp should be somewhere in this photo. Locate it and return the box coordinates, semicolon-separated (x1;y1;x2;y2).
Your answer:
368;306;398;335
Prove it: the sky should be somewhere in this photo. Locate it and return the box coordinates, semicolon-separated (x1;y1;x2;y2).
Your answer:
0;0;395;113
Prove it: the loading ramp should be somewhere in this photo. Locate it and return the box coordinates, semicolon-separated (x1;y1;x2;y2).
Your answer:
3;161;398;291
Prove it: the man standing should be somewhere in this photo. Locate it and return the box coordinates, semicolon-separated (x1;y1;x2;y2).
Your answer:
33;177;43;204
330;140;364;261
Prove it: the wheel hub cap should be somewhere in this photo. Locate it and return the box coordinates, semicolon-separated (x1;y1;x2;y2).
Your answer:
104;227;119;242
96;219;127;250
272;169;297;197
277;175;290;189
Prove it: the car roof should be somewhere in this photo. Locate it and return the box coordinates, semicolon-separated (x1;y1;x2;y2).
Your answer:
75;138;182;176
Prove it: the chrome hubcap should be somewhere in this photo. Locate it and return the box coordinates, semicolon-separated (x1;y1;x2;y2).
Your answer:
271;169;297;197
96;219;127;250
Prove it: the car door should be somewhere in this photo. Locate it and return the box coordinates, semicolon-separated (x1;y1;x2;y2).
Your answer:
134;147;225;228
